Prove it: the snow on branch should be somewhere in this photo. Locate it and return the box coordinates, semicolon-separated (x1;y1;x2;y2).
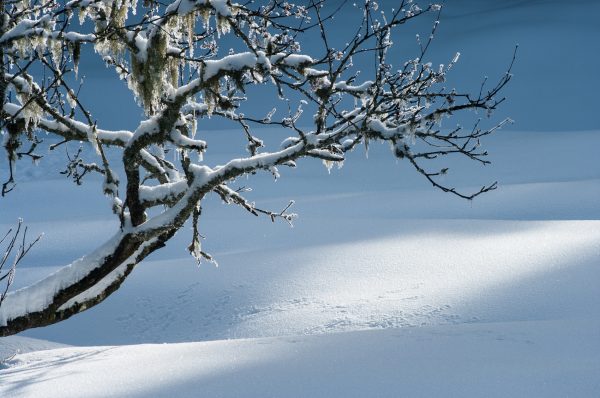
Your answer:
0;0;514;335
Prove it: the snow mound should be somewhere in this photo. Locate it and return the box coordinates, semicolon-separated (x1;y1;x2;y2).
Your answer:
2;319;599;398
0;336;68;364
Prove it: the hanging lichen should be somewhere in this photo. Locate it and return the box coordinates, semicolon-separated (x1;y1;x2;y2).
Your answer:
129;30;169;114
105;0;128;58
50;39;63;68
216;15;231;37
110;0;129;29
69;41;81;77
15;93;44;132
168;58;179;87
203;77;220;116
200;7;211;29
78;7;87;25
183;12;196;58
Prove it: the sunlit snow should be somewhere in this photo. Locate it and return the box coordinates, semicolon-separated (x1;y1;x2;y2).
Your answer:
1;1;599;397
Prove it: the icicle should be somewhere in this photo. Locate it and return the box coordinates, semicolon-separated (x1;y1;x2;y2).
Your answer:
185;12;196;58
88;124;101;155
190;115;197;138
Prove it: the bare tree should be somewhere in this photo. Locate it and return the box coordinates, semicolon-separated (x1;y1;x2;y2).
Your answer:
0;0;513;336
0;220;41;308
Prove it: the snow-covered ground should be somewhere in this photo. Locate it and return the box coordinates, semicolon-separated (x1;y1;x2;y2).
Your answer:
3;319;599;398
2;1;600;397
1;127;598;396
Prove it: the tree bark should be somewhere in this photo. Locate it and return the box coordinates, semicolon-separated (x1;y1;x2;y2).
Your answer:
0;228;174;336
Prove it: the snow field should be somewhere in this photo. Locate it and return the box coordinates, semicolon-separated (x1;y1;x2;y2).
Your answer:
2;319;599;398
2;0;600;387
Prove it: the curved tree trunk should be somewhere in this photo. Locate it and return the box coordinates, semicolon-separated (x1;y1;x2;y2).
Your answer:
0;228;175;337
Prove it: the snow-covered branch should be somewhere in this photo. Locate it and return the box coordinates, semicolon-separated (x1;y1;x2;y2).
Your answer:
0;0;512;336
